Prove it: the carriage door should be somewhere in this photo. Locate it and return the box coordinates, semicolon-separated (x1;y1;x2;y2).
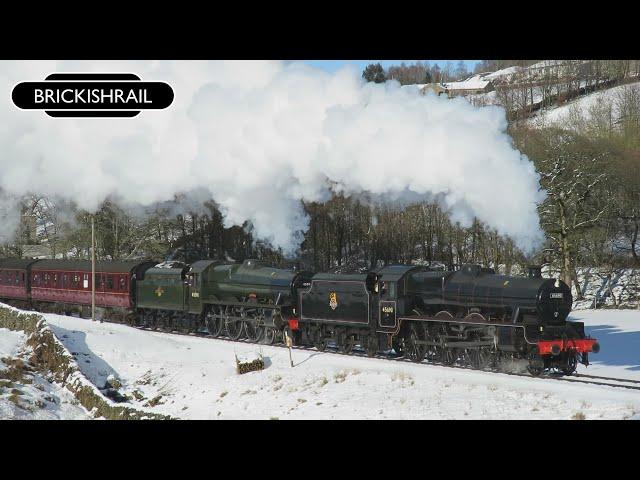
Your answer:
379;281;397;329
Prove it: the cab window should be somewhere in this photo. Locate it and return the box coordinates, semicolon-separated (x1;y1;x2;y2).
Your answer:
388;282;396;298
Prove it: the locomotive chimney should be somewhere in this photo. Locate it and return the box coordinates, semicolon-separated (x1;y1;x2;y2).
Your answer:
527;265;542;279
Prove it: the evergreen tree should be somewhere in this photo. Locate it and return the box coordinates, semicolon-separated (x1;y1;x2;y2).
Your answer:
362;63;386;83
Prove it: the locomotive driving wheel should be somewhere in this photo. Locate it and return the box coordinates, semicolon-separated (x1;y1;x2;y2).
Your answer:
205;306;224;337
337;331;353;354
467;347;492;370
244;309;266;343
441;347;458;366
364;335;378;357
177;314;194;334
406;323;427;363
225;306;245;340
433;325;456;365
435;311;455;321
527;351;545;377
313;326;327;352
262;328;277;345
392;337;405;357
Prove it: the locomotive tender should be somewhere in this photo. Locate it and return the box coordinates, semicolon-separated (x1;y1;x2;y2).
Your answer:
0;257;599;376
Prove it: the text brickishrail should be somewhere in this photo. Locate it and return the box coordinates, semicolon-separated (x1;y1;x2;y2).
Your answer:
35;88;153;105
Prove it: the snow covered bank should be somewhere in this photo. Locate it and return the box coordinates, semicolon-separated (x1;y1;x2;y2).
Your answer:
0;304;170;419
38;309;640;420
0;327;90;419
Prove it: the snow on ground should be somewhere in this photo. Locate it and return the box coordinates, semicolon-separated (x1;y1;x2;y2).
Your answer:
0;328;23;358
527;81;640;127
24;309;639;420
572;309;640;381
0;327;91;420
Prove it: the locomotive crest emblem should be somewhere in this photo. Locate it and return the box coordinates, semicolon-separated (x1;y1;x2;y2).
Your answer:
329;291;338;310
155;286;165;297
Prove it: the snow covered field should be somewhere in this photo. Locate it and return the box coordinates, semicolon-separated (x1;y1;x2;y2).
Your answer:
11;309;632;420
0;327;90;420
571;310;640;381
528;81;640;127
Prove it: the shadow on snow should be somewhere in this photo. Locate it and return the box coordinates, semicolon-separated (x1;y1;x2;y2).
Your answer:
48;324;121;388
577;323;640;371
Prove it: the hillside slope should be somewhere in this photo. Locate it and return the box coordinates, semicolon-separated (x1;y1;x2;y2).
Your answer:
526;81;640;128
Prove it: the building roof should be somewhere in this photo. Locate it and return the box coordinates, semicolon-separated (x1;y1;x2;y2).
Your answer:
444;75;493;91
21;244;53;259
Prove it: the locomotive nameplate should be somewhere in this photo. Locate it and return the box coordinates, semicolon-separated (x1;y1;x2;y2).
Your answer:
550;293;563;299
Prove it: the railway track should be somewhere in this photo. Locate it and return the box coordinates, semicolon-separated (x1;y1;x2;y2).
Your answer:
119;323;640;393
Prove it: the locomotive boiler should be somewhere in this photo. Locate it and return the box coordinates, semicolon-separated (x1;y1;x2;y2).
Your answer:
407;264;573;324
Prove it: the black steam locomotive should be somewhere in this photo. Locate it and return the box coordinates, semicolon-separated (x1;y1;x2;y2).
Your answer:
296;264;598;376
0;257;599;376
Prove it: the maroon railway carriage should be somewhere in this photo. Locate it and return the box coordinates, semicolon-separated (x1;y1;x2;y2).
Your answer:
0;258;40;302
30;259;156;310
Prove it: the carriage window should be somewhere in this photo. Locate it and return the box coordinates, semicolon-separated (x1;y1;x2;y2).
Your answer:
72;274;80;288
16;272;21;285
20;272;25;285
83;274;89;289
63;274;68;288
106;275;114;290
53;274;58;288
119;276;126;290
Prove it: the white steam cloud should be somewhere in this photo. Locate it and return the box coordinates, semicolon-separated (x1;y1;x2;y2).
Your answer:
0;60;545;254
